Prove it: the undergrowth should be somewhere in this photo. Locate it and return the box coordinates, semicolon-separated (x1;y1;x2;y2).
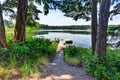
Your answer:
64;46;120;80
0;38;57;79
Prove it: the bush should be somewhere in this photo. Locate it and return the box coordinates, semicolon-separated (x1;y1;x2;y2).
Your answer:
64;46;91;66
84;56;110;80
84;54;120;80
0;37;57;79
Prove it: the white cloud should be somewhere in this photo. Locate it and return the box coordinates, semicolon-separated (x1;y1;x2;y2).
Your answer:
1;0;5;3
39;10;91;26
39;10;120;26
109;15;120;25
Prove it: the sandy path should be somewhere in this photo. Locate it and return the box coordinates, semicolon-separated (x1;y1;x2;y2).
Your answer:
38;41;95;80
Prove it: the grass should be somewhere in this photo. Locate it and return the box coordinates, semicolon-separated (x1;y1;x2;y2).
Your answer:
65;57;81;66
5;27;14;44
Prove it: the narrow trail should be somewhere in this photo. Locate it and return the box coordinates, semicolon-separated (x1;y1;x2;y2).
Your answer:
38;41;95;80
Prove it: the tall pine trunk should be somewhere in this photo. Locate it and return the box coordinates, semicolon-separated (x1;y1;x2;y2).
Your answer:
95;0;111;56
0;2;6;48
14;0;28;43
91;0;97;54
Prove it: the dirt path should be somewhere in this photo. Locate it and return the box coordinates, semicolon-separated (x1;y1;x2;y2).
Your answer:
39;62;95;80
38;41;95;80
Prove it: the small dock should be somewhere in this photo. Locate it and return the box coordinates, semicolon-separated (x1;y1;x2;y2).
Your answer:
53;41;66;63
53;39;73;63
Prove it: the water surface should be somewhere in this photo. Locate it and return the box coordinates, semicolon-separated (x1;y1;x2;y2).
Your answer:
35;29;120;48
35;30;91;48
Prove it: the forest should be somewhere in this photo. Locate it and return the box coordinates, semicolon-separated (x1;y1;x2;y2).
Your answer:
40;24;120;30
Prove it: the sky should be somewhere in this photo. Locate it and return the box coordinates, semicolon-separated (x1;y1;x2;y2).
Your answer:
38;1;120;26
39;9;120;26
1;0;120;26
39;10;91;26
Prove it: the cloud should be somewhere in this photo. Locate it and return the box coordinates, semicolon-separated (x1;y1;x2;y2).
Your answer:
109;15;120;25
39;10;91;26
39;9;120;26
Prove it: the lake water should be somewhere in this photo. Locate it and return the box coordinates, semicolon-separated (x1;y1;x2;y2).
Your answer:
35;30;91;48
35;29;120;48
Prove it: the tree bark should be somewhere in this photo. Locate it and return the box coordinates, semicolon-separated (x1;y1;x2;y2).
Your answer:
0;2;7;48
95;0;111;56
91;0;97;54
14;0;28;43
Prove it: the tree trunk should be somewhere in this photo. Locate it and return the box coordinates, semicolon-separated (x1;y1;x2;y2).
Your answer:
95;0;111;56
0;2;6;48
91;0;97;54
14;0;28;43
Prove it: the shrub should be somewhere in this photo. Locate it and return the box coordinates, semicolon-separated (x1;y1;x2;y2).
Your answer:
83;49;120;80
0;37;57;79
64;46;91;66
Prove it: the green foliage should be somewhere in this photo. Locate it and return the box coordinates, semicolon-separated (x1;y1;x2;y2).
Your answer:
5;27;14;45
64;46;79;57
27;3;42;27
64;46;91;66
2;0;60;26
84;56;109;80
58;0;91;21
108;25;120;36
0;38;57;79
26;24;41;38
21;60;38;78
84;52;120;80
64;46;120;80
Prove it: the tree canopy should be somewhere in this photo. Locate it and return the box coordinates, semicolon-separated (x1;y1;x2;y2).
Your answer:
57;0;91;21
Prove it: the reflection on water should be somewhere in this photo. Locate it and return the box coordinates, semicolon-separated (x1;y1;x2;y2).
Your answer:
35;29;91;35
35;29;120;48
35;30;91;48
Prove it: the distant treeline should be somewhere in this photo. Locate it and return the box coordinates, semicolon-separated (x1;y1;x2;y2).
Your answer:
108;25;120;30
40;24;120;30
40;24;91;30
108;25;120;36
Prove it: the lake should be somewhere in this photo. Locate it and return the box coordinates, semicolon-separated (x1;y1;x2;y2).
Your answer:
35;29;120;48
35;30;91;48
